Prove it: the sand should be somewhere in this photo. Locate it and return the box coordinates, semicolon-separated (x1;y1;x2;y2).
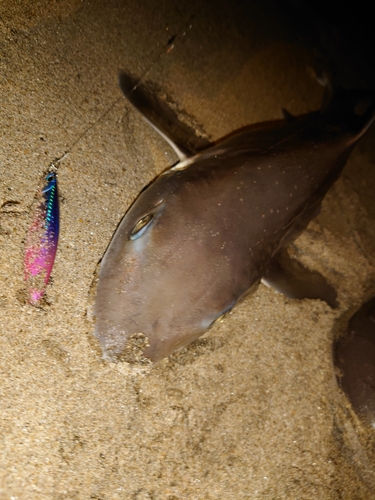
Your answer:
1;0;375;498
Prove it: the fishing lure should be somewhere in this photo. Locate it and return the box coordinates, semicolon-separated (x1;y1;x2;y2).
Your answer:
24;171;59;304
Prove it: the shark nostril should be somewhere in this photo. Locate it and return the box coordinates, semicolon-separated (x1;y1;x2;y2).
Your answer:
129;214;154;240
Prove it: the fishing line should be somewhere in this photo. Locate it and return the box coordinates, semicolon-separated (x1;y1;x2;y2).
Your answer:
20;13;197;305
48;14;196;172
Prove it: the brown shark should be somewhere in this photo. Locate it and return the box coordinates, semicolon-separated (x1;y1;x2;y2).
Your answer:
93;71;375;363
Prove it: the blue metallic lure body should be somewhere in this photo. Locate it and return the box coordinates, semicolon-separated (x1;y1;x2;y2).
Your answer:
24;172;59;304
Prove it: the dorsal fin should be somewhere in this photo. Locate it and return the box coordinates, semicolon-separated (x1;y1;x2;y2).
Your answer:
119;71;210;161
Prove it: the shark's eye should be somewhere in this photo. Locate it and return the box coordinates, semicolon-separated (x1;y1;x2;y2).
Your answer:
129;214;154;240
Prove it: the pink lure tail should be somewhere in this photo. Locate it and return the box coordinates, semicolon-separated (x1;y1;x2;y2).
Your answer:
24;172;59;304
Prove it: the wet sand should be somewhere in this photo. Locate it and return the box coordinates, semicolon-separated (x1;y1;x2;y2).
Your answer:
1;0;375;498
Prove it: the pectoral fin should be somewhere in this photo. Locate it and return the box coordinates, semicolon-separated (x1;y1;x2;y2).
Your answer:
261;248;338;308
119;70;210;160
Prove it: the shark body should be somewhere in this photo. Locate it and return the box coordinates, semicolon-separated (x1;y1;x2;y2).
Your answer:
93;72;374;363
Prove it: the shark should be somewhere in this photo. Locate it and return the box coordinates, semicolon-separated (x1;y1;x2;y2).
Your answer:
93;70;375;363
